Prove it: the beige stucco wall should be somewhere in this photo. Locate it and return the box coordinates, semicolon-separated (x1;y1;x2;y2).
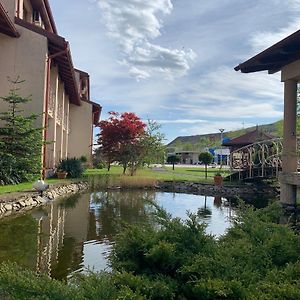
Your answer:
0;12;95;170
0;25;48;129
68;101;93;163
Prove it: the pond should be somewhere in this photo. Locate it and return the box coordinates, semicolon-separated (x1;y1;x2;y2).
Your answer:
0;190;240;280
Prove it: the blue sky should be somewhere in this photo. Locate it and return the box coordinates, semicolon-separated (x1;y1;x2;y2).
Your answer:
50;0;300;143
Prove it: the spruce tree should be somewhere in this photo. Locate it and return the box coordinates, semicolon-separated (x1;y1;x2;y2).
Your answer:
0;78;43;185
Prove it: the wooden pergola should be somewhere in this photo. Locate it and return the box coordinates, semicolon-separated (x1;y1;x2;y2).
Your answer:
235;30;300;205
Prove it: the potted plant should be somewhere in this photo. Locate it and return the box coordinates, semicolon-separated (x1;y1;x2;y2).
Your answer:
214;172;223;186
57;158;84;179
56;169;68;179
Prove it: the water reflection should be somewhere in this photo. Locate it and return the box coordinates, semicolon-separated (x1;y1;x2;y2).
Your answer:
0;191;236;280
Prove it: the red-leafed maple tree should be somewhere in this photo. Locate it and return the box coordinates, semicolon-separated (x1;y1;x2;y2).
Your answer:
97;111;146;174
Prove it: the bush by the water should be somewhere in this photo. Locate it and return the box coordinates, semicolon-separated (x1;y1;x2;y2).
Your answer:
1;202;300;299
58;158;84;178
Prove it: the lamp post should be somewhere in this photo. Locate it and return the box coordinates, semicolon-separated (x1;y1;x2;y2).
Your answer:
219;128;225;168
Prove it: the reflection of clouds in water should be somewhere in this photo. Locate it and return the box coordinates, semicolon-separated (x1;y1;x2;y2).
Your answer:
154;192;232;236
82;239;112;273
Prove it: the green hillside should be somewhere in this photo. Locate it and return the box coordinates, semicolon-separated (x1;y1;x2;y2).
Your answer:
167;120;284;152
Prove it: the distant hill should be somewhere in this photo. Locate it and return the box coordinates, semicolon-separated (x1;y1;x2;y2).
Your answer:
167;120;283;152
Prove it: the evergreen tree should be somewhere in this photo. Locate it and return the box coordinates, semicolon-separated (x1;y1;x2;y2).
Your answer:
0;78;43;185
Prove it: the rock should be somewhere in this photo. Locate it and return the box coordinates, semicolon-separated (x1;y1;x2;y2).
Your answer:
40;197;48;204
3;210;12;217
0;181;89;218
18;201;26;208
4;204;13;211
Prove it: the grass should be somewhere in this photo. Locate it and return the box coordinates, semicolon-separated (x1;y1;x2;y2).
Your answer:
0;178;74;195
163;166;230;177
0;165;233;196
85;165;233;185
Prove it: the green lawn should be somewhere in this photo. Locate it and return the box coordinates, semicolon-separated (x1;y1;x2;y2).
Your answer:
0;178;74;195
0;165;232;196
163;166;230;177
85;165;232;184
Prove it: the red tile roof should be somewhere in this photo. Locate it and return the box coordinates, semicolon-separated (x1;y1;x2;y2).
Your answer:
222;128;273;147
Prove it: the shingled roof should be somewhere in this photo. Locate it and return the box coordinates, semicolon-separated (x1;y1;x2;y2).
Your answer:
222;128;273;147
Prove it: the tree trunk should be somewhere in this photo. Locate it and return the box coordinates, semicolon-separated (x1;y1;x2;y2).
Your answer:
107;163;111;172
123;164;127;175
172;163;175;170
205;164;207;179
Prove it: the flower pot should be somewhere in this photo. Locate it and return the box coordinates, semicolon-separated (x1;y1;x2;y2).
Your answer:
57;171;68;179
214;175;223;186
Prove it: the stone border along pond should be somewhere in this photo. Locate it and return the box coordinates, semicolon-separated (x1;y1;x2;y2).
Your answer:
0;182;89;218
156;181;279;200
0;179;279;219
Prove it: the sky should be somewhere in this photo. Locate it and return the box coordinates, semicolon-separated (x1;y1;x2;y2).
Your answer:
50;0;300;143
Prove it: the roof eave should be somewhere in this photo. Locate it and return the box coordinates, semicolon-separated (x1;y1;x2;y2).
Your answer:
0;2;20;37
15;17;81;106
235;29;300;73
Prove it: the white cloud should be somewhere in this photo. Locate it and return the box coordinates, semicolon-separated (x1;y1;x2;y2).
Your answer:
250;20;300;53
155;119;206;124
250;1;300;52
179;121;256;136
96;0;196;79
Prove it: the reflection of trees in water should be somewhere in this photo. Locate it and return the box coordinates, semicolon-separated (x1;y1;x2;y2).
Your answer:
88;190;157;241
213;196;222;208
197;196;212;219
58;193;81;209
0;215;38;269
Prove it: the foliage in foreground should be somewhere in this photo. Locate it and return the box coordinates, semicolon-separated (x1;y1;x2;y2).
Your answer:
2;203;300;299
111;202;300;299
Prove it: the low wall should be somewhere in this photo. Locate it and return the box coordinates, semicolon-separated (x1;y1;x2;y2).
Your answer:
157;181;279;200
0;182;89;217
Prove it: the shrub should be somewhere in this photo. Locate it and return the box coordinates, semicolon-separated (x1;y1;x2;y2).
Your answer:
2;202;300;299
80;155;88;163
58;158;84;178
111;202;300;299
0;79;43;185
0;155;20;185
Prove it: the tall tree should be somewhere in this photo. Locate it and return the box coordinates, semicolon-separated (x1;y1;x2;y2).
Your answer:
97;112;146;174
199;152;213;179
0;78;43;184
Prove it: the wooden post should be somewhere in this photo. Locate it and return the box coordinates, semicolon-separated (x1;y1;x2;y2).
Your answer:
280;79;298;205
